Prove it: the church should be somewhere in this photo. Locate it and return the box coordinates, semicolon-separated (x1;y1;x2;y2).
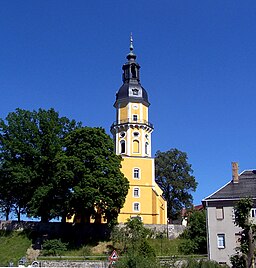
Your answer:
110;36;167;224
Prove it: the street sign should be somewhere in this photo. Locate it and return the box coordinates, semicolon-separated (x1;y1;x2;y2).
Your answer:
109;250;119;262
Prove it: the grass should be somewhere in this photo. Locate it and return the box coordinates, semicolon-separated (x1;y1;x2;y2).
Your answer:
0;230;31;267
0;230;203;265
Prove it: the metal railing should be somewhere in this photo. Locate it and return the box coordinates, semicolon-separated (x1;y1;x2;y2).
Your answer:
111;118;154;129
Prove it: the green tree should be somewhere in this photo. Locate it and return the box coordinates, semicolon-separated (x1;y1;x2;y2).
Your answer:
63;127;129;225
0;108;79;222
112;218;157;268
155;149;197;222
179;210;207;254
230;198;255;268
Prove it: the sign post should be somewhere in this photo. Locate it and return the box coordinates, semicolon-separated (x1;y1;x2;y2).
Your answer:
109;250;119;266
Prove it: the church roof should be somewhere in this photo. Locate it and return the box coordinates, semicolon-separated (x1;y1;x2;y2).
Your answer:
203;170;256;201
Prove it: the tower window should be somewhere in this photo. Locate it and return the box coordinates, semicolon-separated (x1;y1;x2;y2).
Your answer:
145;142;149;155
131;64;137;78
133;168;140;179
120;140;126;154
132;89;139;95
133;140;139;153
120;132;126;138
133;132;139;137
133;187;140;197
133;202;140;212
133;115;138;121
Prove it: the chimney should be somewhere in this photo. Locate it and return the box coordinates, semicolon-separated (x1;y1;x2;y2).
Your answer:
232;162;239;183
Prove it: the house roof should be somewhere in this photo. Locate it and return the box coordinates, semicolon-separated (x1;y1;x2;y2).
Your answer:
203;170;256;201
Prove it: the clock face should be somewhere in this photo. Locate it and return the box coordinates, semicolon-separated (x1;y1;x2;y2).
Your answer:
133;104;138;110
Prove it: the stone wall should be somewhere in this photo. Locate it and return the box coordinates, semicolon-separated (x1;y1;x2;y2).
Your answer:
0;221;185;241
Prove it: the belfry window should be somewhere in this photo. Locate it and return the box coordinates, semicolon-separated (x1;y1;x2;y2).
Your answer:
131;64;137;78
120;140;126;154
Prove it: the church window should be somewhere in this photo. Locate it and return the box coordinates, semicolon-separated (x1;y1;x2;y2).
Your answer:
145;142;149;155
133;187;140;197
120;140;125;154
133;140;139;153
133;168;140;179
133;202;140;212
133;114;138;121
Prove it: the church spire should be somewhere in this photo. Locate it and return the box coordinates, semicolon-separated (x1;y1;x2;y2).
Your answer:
127;33;136;61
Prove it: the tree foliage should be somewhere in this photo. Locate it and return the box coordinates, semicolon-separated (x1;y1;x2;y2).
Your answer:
112;218;157;268
155;149;197;222
179;210;207;254
0;108;128;223
230;198;255;268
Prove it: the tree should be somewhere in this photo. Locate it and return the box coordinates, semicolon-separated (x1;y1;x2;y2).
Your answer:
111;218;157;268
230;198;255;268
155;149;197;222
63;127;129;225
0;108;79;222
179;209;207;254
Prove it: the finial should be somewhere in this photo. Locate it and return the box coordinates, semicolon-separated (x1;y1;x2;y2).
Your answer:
130;32;134;52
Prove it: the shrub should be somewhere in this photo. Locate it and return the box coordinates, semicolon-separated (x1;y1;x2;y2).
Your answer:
42;239;68;256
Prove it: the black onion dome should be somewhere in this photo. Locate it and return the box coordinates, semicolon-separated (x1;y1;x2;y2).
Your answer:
114;35;150;107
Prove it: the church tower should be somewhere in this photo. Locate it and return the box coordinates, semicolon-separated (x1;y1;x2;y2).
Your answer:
111;36;167;224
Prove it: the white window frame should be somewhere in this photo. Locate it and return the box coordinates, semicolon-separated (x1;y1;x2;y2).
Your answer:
133;114;138;121
133;187;140;198
133;168;140;179
133;202;140;212
217;234;225;249
251;208;256;218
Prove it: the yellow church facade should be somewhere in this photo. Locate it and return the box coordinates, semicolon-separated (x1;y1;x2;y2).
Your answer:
111;37;167;224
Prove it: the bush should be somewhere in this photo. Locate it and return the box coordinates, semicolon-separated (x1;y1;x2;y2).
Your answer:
179;239;198;255
182;259;229;268
42;239;68;256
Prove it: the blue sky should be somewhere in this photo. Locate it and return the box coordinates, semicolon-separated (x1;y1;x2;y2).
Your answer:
1;1;256;206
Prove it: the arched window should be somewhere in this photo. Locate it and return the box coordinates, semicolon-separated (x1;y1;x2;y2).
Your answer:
133;140;139;153
120;140;125;154
145;142;149;155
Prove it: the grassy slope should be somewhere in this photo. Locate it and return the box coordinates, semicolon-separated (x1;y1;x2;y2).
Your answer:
0;231;31;267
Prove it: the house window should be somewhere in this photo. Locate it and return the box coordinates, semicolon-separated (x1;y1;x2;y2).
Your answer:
133;115;138;121
133;202;140;212
216;207;224;220
217;234;225;249
133;187;140;197
120;140;125;154
133;168;140;179
251;208;256;217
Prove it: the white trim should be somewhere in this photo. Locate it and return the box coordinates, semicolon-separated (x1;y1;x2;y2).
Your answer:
152;158;155;186
140;103;143;121
127;128;131;155
128;102;131;121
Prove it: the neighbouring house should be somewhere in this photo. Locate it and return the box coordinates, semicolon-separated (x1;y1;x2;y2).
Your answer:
178;204;204;226
202;162;256;266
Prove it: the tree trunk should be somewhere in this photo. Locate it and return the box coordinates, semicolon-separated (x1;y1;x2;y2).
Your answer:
247;227;254;268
